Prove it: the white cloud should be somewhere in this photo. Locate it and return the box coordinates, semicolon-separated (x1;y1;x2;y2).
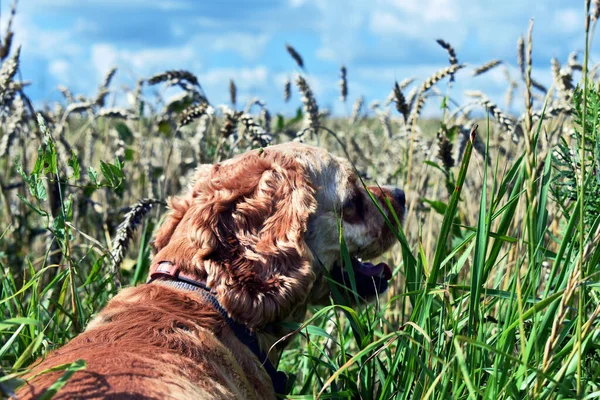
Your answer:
89;43;201;81
48;59;70;82
27;0;190;10
554;8;581;33
91;44;119;81
210;33;270;60
369;11;410;36
385;0;458;23
201;66;269;89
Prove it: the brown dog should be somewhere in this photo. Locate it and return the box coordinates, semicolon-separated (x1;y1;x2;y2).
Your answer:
18;143;405;399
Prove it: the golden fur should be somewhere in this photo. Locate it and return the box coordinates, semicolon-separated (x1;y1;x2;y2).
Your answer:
18;143;405;399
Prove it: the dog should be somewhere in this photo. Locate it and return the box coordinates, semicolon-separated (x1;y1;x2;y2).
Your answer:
18;142;405;399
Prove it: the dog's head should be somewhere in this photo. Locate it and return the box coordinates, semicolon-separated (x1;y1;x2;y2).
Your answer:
151;143;405;328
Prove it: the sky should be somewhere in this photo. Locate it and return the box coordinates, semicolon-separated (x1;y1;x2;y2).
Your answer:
0;0;593;117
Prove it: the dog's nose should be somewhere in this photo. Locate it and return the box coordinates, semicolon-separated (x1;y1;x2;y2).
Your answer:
385;187;405;207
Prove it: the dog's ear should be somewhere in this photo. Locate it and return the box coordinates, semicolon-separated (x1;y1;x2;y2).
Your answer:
153;164;213;253
188;150;317;328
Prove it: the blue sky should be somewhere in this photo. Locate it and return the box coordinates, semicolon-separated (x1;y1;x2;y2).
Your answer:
1;0;591;116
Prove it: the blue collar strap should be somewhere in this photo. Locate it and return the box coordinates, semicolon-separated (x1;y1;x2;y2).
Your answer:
150;275;289;396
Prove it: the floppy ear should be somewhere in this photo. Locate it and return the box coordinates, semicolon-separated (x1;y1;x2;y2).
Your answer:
188;150;317;328
153;164;213;252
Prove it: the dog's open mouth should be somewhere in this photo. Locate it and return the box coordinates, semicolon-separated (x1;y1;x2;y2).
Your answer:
330;256;393;300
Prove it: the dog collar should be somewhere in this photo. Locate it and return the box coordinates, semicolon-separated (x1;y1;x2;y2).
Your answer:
147;261;289;396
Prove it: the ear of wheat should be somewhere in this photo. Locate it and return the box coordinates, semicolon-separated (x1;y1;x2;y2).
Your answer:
240;114;272;147
350;96;364;124
110;199;163;288
98;107;137;120
473;60;502;76
517;36;526;77
436;129;455;170
178;102;212;130
466;91;517;138
229;79;237;107
285;44;305;70
148;70;201;92
0;0;17;61
393;81;409;121
0;45;20;108
220;108;242;138
339;65;348;103
436;39;458;65
407;64;464;128
95;67;117;107
295;75;319;137
284;78;291;102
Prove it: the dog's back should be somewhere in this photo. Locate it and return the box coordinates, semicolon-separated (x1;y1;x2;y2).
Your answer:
18;285;274;400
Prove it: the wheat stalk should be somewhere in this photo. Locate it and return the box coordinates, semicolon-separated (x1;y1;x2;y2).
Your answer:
552;57;574;102
393;81;409;121
0;97;23;158
350;96;364;124
219;108;242;138
178;102;212;130
98;108;137;120
537;267;582;392
467;91;517;136
517;36;525;78
229;79;237;107
240;114;272;147
148;70;199;88
436;129;455;170
296;75;319;137
375;109;392;139
110;199;163;288
436;39;458;65
57;85;74;103
260;107;272;134
0;45;20;107
284;78;291;103
407;64;464;128
530;78;547;94
0;0;17;61
285;44;304;70
473;60;502;76
64;101;93;116
95;67;117;107
567;51;583;72
339;65;348;103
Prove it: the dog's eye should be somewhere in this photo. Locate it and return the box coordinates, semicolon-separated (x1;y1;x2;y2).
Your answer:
342;193;364;223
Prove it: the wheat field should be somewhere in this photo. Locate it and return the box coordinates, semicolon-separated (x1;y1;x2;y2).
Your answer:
2;1;600;398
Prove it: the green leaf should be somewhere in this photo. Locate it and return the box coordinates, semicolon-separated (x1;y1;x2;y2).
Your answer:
115;122;134;144
440;95;448;110
275;114;285;132
32;146;45;175
100;160;124;188
422;199;447;215
52;214;72;241
158;120;173;137
43;141;58;175
88;166;99;186
68;150;80;180
0;318;41;331
35;177;47;201
16;194;48;217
